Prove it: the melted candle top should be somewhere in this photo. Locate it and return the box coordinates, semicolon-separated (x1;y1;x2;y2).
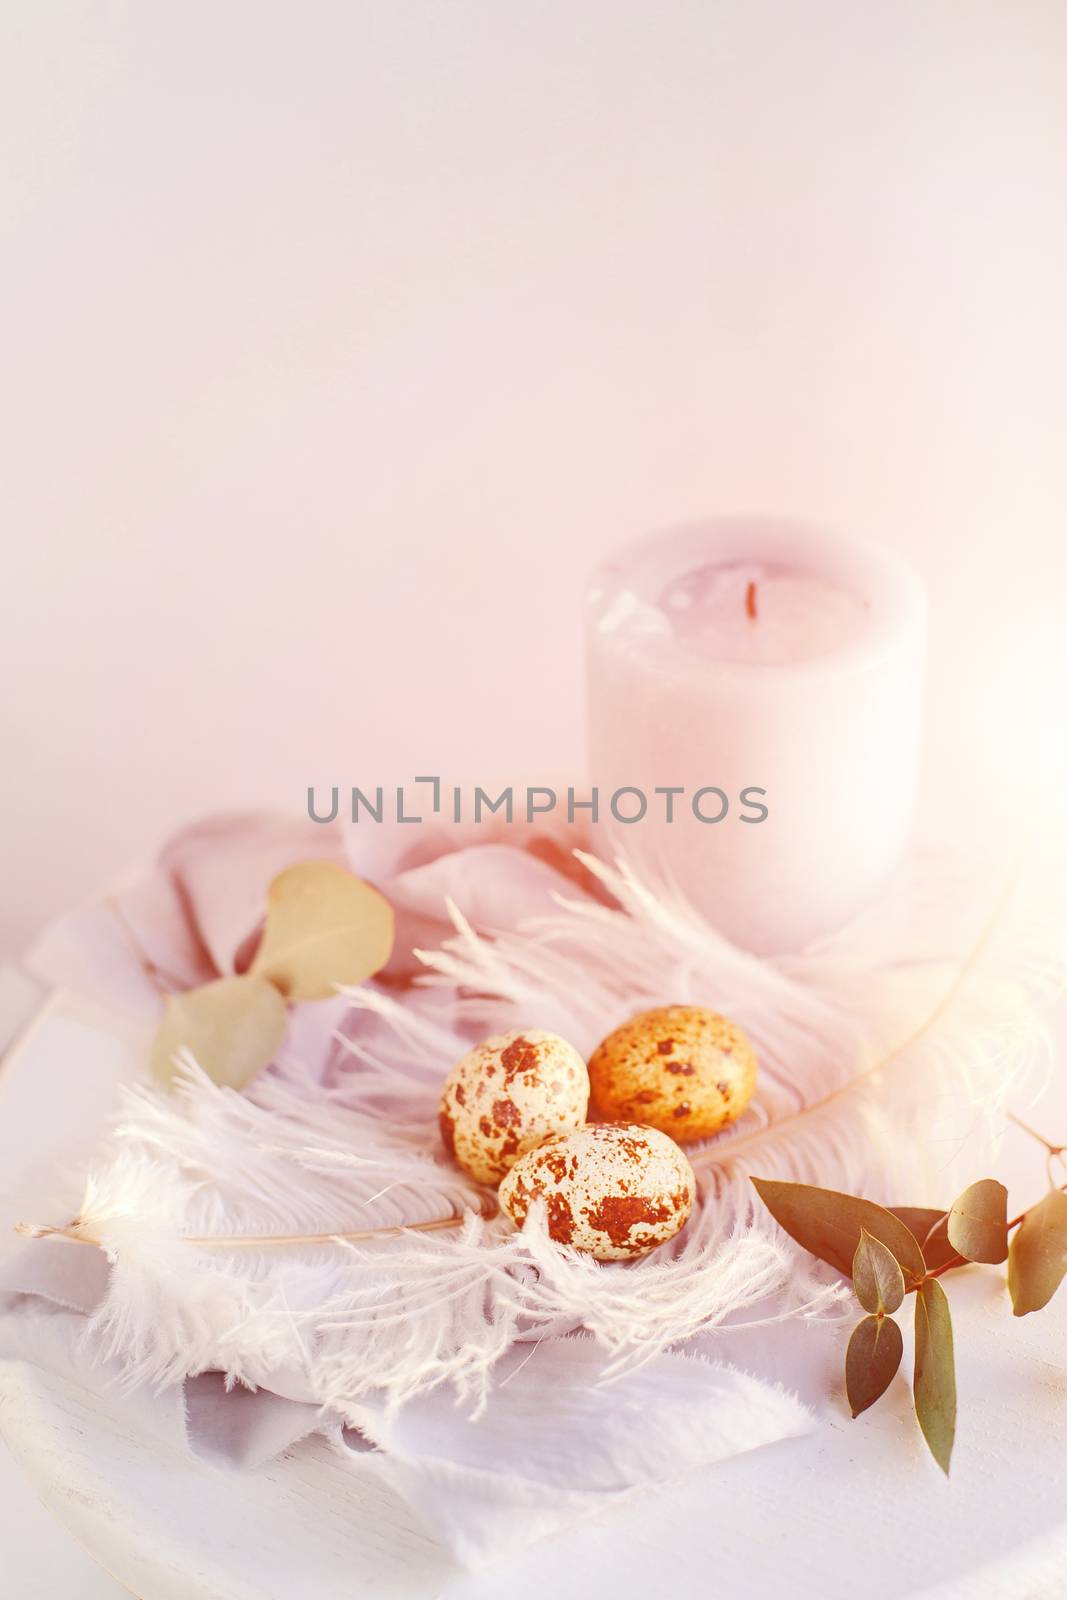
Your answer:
657;561;869;665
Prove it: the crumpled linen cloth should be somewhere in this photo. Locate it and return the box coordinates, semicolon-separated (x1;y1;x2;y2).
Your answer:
0;811;832;1567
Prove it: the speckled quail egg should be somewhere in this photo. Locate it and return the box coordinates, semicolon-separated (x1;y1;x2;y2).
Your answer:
587;1004;756;1144
438;1029;589;1186
498;1121;696;1260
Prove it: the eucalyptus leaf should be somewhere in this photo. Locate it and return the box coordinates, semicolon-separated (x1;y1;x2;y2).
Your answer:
947;1179;1008;1264
151;975;287;1090
914;1277;956;1475
845;1313;903;1417
888;1206;956;1273
250;860;395;1000
751;1178;926;1284
1008;1188;1067;1316
853;1229;905;1315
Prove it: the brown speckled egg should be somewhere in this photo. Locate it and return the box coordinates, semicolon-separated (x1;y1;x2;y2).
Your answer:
439;1029;589;1186
587;1004;756;1144
499;1122;695;1260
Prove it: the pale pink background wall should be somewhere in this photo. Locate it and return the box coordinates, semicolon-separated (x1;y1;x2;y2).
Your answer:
4;1;1067;959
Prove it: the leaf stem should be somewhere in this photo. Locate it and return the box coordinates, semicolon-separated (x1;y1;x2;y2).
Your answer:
1008;1112;1064;1158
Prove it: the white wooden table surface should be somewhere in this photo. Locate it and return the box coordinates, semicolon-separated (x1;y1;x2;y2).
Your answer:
0;1443;126;1599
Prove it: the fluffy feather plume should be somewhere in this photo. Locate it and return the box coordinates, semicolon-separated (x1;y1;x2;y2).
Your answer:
415;848;1067;1208
53;1060;791;1409
30;843;1067;1409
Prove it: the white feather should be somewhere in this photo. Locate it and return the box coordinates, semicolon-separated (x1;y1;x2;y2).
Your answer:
59;842;1067;1410
75;1059;795;1407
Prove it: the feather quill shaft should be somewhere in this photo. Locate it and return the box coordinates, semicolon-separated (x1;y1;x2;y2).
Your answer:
15;1211;476;1249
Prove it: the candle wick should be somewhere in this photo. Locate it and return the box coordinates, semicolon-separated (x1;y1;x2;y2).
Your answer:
745;580;758;621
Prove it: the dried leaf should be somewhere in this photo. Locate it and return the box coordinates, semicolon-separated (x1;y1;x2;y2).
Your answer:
250;860;394;1000
888;1206;956;1273
853;1229;905;1314
151;975;287;1090
751;1178;926;1284
845;1313;904;1417
947;1179;1009;1264
1008;1188;1067;1316
914;1278;956;1475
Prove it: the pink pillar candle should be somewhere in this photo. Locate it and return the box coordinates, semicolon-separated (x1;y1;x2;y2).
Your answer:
585;518;927;953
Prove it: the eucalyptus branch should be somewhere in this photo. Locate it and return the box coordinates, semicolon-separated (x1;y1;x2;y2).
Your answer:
752;1121;1067;1475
